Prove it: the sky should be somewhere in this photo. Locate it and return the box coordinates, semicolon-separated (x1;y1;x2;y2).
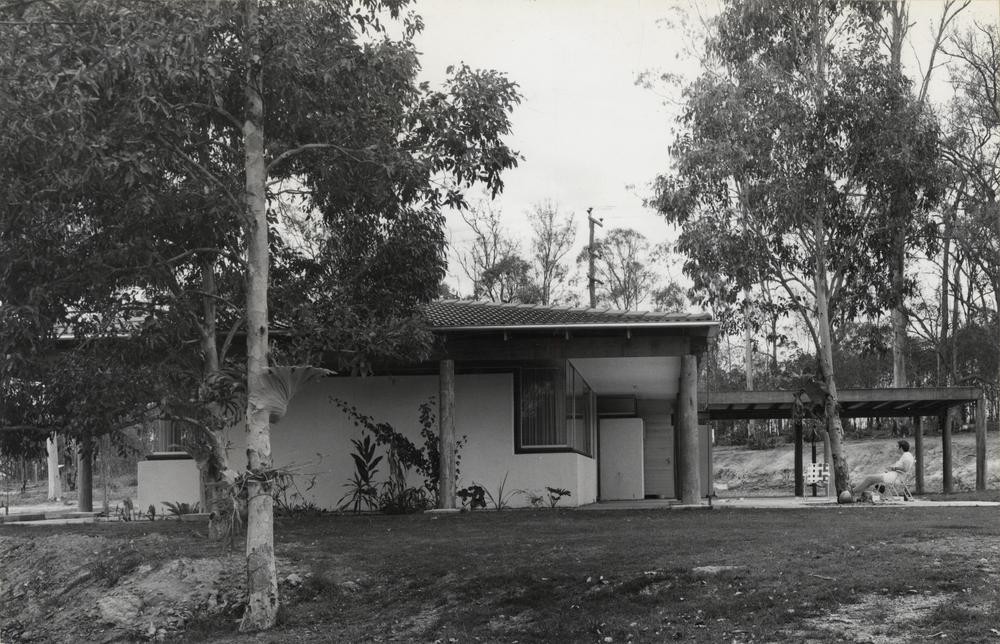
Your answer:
411;0;1000;298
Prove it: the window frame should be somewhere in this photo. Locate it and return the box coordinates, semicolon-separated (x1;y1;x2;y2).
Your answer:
515;362;595;458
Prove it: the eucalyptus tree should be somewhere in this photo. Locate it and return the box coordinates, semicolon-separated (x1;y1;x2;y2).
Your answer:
457;202;539;302
582;227;656;311
880;0;968;387
528;200;576;305
653;0;941;494
1;0;519;631
942;21;1000;399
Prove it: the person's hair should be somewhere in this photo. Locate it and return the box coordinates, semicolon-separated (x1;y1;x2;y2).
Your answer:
897;440;910;452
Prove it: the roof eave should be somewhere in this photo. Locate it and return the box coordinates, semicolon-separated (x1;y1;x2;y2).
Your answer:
431;321;720;335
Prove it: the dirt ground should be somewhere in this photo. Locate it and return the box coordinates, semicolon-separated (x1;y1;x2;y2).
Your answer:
714;432;995;496
0;524;243;643
1;433;996;643
3;509;999;643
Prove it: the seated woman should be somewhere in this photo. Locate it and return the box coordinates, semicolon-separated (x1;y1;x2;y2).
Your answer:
854;440;914;500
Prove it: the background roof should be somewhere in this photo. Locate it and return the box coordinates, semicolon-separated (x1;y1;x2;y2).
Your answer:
424;300;715;330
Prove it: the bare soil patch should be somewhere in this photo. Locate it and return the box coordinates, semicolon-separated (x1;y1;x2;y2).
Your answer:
714;433;996;496
3;503;999;643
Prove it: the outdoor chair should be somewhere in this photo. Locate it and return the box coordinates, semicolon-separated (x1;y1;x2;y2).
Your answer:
876;460;914;502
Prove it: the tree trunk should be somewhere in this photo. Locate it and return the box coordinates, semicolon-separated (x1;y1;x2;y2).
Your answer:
811;0;849;495
891;236;907;387
47;433;61;501
994;200;1000;418
939;222;951;385
889;2;908;389
951;252;962;383
744;297;759;444
77;432;93;512
239;0;278;631
197;254;237;512
815;257;848;494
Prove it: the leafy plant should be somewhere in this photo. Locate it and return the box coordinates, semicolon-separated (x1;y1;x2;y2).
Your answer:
545;487;571;508
334;397;466;507
482;472;517;511
162;500;200;518
521;490;545;509
378;448;430;514
457;484;487;511
273;471;319;516
338;436;382;512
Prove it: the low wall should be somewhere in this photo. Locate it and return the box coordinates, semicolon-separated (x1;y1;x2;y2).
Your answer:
137;456;201;515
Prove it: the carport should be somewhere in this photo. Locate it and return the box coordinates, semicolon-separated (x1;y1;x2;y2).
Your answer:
707;387;987;495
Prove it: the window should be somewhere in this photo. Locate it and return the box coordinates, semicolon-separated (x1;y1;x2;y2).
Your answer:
518;363;594;456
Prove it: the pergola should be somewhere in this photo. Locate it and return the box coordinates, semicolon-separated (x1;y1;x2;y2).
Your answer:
707;387;987;496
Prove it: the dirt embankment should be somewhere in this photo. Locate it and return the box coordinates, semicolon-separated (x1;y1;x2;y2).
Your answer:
714;432;996;496
0;530;250;643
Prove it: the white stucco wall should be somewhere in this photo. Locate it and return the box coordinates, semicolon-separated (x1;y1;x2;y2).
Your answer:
137;458;202;515
223;372;598;509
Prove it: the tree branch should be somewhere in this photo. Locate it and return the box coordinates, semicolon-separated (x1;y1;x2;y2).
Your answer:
266;142;368;174
175;101;243;133
154;134;242;212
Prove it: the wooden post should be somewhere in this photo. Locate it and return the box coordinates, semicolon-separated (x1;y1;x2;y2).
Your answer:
941;411;953;494
794;418;804;497
976;392;987;491
677;354;700;505
102;434;110;516
438;359;456;509
914;416;924;495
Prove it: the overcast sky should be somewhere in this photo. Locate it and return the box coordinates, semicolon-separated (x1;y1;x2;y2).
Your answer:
412;0;1000;299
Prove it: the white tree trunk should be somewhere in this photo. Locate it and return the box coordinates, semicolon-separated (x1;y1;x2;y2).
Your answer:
810;0;849;495
239;0;278;631
46;433;61;501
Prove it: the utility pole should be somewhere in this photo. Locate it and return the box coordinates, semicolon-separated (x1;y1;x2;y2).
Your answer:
587;207;603;308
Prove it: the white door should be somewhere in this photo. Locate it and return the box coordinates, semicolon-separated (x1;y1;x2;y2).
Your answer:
599;418;645;500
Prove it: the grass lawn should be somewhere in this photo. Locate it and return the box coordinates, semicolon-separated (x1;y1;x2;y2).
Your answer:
3;502;999;643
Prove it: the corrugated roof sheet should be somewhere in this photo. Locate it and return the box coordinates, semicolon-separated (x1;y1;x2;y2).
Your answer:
423;300;714;329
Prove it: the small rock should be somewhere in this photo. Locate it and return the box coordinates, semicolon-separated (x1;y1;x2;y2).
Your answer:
340;581;361;593
285;573;303;587
97;592;143;626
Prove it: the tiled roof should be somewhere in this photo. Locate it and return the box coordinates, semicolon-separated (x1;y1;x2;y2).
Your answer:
423;300;715;330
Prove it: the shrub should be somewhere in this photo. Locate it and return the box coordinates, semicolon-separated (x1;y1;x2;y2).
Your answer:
334;397;466;511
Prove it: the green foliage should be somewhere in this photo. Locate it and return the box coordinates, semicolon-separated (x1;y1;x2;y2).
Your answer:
162;501;201;518
528;200;576;306
457;484;487;511
272;472;319;516
0;0;521;456
377;448;431;514
581;228;656;311
338;436;382;512
482;472;516;511
521;489;546;508
652;0;941;333
334;397;465;507
544;487;571;508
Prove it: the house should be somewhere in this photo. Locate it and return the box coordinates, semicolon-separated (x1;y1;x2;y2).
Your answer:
139;300;719;511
